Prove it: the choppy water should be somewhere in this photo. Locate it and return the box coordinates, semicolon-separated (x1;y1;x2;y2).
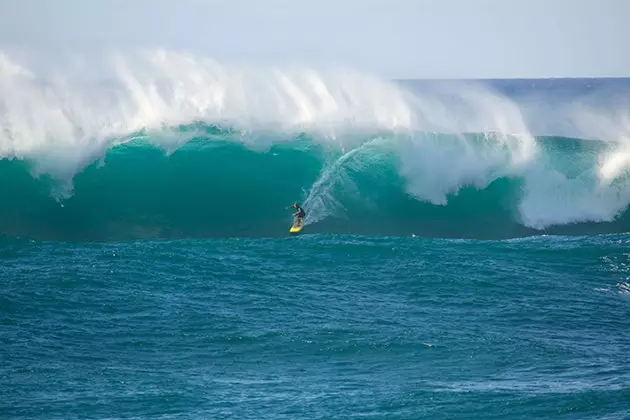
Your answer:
2;234;630;419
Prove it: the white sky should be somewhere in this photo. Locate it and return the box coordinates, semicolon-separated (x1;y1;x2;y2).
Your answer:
0;0;628;79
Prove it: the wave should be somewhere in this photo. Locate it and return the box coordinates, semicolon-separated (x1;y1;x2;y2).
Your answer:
1;50;630;241
1;129;629;241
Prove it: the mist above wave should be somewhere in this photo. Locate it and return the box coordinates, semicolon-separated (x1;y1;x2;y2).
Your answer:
0;48;541;174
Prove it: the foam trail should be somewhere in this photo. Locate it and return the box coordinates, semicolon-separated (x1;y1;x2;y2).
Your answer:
302;136;391;225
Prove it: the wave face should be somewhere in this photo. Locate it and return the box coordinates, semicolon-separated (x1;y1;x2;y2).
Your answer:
1;51;630;241
1;129;630;241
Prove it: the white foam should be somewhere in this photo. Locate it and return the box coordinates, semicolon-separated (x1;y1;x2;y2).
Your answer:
0;49;414;176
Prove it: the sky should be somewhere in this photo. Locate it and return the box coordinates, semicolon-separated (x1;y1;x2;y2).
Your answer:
0;0;628;79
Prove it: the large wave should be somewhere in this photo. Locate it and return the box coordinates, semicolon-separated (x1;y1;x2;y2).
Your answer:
1;50;629;241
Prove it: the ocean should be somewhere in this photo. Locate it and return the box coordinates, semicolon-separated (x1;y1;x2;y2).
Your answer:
1;51;630;419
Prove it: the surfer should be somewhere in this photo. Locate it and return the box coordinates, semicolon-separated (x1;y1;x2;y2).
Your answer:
287;202;305;226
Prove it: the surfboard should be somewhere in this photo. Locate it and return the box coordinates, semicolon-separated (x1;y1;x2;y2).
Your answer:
289;222;304;233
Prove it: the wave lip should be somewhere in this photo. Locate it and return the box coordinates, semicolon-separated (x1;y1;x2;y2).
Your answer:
0;50;418;181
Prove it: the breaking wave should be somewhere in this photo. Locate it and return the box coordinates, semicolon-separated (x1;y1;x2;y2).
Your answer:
1;50;629;240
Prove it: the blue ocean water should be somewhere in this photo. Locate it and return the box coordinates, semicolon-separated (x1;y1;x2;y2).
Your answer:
1;53;630;418
2;234;630;419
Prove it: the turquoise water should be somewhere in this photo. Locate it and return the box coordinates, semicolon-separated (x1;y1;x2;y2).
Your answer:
2;234;629;419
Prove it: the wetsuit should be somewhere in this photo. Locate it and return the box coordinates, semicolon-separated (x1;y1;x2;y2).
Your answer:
294;206;305;225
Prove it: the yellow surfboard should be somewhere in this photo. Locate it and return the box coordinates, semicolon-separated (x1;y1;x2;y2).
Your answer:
289;221;304;233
